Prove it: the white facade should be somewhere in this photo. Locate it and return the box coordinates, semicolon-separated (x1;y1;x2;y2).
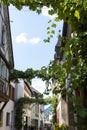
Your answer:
14;79;45;129
31;103;44;129
30;87;44;129
13;79;32;128
0;100;14;130
0;78;45;130
14;79;24;101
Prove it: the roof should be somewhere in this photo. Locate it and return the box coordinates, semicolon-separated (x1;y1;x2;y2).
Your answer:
31;86;40;94
24;79;33;94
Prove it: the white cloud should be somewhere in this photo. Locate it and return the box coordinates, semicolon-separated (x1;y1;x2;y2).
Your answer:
15;33;41;45
41;6;57;18
15;33;28;43
29;38;41;44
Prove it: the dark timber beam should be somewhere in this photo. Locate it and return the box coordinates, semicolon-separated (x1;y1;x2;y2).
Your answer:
0;101;8;114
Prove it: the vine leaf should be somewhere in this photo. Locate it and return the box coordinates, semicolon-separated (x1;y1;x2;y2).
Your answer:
74;10;80;20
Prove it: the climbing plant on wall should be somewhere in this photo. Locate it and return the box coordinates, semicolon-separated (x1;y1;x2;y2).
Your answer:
15;96;51;130
1;0;87;128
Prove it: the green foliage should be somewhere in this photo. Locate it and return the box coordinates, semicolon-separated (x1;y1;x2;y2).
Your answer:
52;95;57;109
15;96;52;130
54;123;69;130
15;105;24;130
51;95;57;123
44;19;58;43
1;0;87;31
10;68;36;84
10;33;87;127
1;0;87;128
0;120;3;127
1;0;87;42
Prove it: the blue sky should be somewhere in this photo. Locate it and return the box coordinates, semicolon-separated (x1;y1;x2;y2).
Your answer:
9;5;63;93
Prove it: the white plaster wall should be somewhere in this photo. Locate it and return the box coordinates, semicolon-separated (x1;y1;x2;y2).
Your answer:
31;103;35;119
14;79;32;127
0;100;14;130
14;80;24;101
57;96;62;124
23;109;31;126
16;83;24;99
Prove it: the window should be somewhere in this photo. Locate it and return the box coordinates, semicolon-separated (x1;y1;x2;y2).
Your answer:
6;112;10;126
1;27;6;46
1;61;6;78
0;58;8;79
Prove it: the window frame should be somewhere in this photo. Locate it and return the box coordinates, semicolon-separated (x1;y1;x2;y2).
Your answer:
6;112;10;126
1;26;6;47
